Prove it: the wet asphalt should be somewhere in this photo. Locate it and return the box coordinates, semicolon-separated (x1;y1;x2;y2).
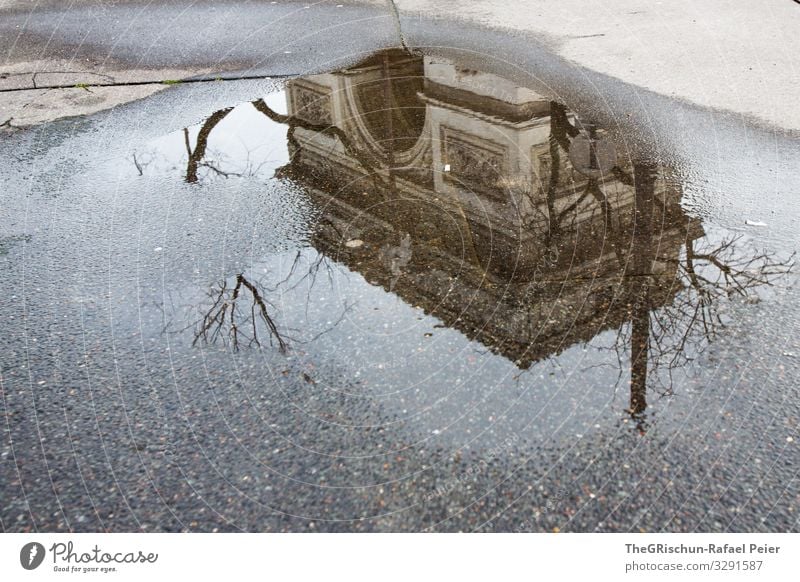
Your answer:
1;5;799;533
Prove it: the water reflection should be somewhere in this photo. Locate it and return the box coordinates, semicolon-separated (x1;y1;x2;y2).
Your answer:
194;273;288;352
169;50;792;428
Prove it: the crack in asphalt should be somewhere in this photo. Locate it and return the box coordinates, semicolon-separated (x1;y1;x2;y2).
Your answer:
385;0;411;52
30;70;115;89
0;2;416;93
0;72;300;94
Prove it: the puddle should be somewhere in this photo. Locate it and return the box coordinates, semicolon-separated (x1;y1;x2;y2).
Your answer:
1;49;798;532
130;50;792;426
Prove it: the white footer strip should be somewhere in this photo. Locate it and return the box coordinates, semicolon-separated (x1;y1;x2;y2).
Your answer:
2;533;797;580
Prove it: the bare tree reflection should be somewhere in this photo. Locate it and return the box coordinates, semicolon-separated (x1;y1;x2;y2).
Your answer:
193;273;287;352
251;99;390;190
533;110;794;429
640;235;795;368
611;166;794;429
275;246;338;297
545;102;580;239
190;247;351;353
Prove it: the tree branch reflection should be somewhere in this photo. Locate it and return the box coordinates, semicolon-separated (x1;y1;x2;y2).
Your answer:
193;273;287;352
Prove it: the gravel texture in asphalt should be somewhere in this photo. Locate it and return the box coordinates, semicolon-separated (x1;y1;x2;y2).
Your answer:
1;7;798;534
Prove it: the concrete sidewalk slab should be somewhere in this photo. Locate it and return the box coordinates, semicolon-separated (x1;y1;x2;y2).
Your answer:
394;0;800;131
1;0;798;133
0;84;166;129
0;1;400;128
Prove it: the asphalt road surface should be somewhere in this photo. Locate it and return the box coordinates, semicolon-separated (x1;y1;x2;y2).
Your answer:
1;1;798;532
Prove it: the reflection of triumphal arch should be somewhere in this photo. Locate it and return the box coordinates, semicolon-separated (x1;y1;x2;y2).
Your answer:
283;50;691;269
279;50;702;377
180;50;790;422
183;50;790;420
